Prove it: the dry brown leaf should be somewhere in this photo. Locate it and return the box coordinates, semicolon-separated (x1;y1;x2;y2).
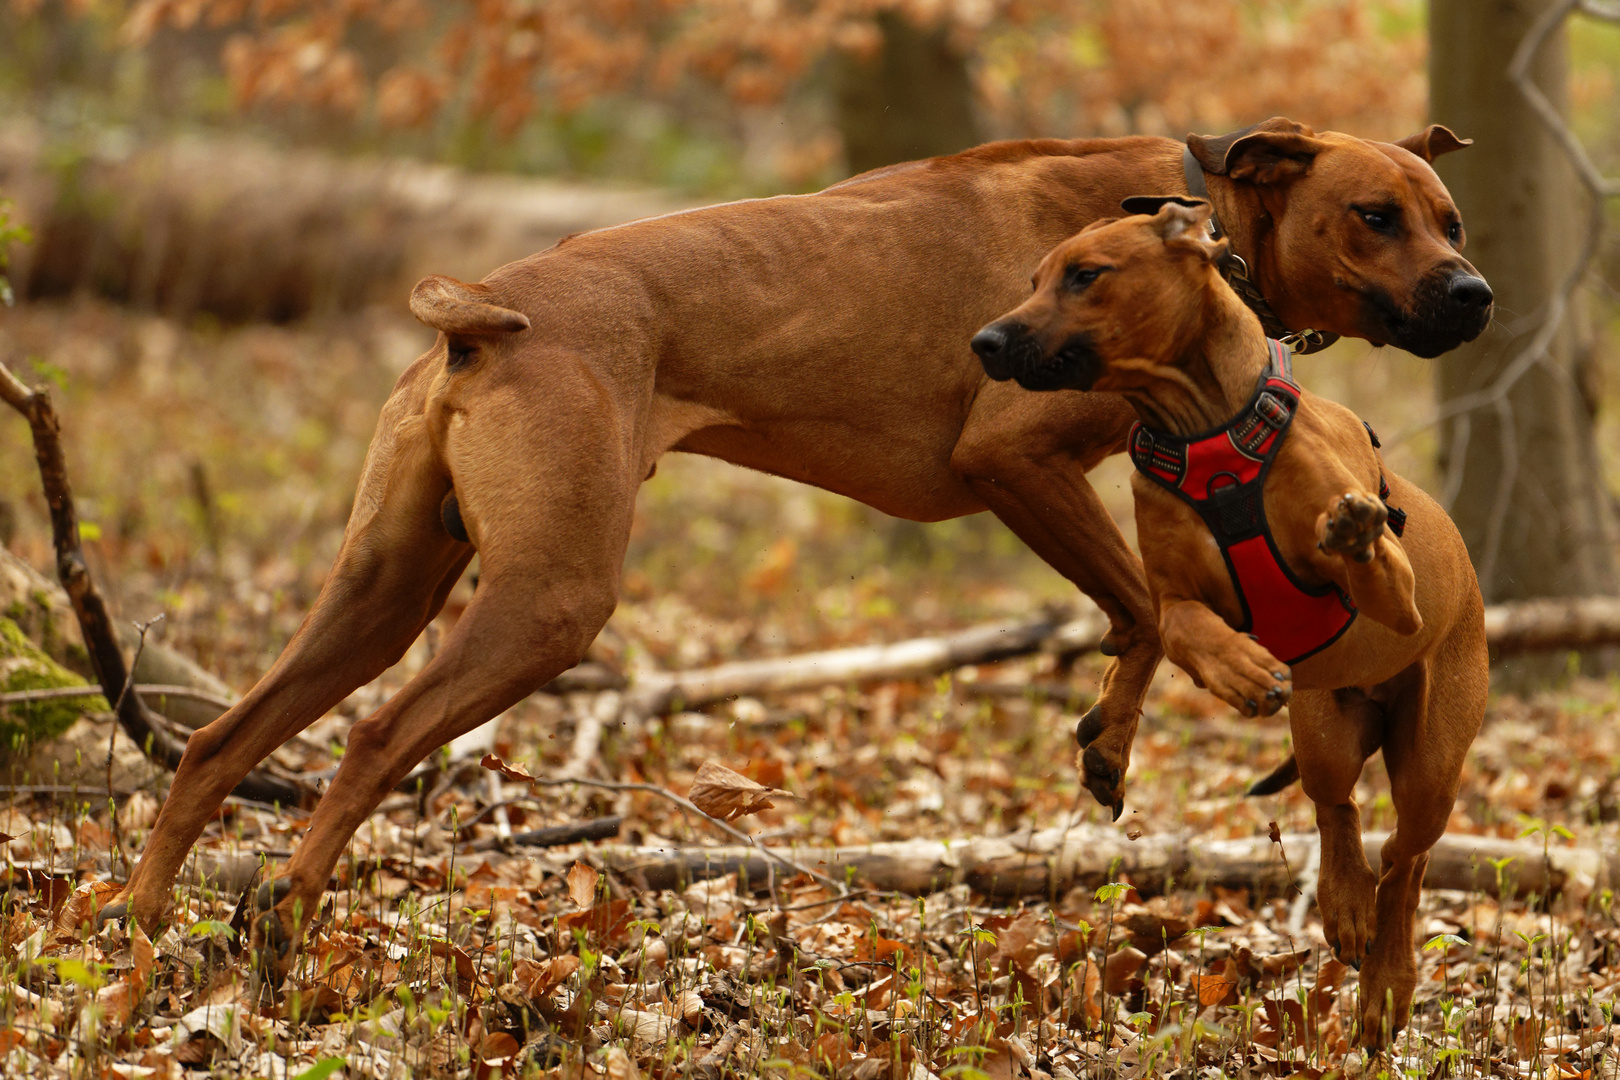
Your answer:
566;861;599;909
689;760;796;821
604;1045;641;1080
54;880;122;940
513;955;579;1002
1102;945;1147;994
480;753;536;784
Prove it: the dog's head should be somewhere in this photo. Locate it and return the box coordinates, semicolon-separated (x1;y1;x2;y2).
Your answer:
1178;117;1491;359
972;200;1232;392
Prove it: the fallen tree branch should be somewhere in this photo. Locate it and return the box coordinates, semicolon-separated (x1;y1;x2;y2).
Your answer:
596;825;1613;901
625;606;1109;717
0;682;235;712
459;816;623;854
1483;596;1620;655
609;594;1620;720
0;359;304;806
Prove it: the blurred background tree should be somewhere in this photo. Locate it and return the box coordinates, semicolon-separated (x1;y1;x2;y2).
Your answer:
0;0;1617;685
1430;0;1620;680
1;0;1428;190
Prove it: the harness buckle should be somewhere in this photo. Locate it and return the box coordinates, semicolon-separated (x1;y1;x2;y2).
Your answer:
1254;391;1291;430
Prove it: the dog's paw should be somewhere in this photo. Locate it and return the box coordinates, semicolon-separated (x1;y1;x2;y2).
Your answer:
1319;865;1379;968
1191;637;1291;718
1317;492;1387;564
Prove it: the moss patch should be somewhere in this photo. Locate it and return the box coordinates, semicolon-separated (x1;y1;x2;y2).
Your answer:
0;616;107;754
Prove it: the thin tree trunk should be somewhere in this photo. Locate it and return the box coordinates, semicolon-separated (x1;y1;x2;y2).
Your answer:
1429;0;1616;683
834;12;981;176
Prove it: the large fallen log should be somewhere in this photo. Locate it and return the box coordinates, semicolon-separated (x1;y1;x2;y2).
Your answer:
0;121;694;325
1483;596;1620;655
600;825;1615;902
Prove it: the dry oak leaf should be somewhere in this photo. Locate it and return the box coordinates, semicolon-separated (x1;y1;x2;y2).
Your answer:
689;760;797;821
566;861;599;910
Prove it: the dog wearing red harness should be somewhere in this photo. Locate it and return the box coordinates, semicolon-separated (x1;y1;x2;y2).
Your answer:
974;198;1487;1045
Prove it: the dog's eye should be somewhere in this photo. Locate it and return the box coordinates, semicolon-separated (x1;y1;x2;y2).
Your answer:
1357;207;1398;234
1064;265;1103;291
1447;221;1464;245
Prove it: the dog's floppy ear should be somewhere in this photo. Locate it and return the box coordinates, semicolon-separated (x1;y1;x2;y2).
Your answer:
1393;124;1472;163
1121;194;1207;217
1149;200;1227;262
1188;117;1324;185
410;276;531;335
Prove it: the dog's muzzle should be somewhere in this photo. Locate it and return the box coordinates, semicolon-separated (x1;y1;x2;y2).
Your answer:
1371;270;1494;359
972;322;1102;391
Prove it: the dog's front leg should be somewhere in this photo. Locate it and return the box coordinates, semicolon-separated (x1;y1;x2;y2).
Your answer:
1316;492;1421;634
1158;599;1292;717
952;387;1159;815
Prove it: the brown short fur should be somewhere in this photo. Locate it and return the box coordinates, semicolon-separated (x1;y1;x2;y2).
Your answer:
102;120;1489;991
977;201;1488;1044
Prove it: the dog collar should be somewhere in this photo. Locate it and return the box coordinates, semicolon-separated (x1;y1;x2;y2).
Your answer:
1182;147;1341;356
1128;338;1402;665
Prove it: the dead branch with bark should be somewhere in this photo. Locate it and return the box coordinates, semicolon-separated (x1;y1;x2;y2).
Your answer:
0;359;304;805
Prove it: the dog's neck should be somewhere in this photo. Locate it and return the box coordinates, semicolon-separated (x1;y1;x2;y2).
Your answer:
1118;287;1273;438
1204;176;1277;294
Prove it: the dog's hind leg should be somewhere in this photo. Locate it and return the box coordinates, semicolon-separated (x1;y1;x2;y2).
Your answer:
1358;620;1486;1045
1289;687;1385;971
951;386;1158;816
111;374;474;936
249;363;639;979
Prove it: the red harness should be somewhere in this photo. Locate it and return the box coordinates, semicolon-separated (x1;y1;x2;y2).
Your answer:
1128;340;1401;665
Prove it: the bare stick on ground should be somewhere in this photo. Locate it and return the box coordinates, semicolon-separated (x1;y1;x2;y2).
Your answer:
0;358;304;806
625;605;1109;717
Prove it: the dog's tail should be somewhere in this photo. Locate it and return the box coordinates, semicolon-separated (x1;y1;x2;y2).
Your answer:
1247;754;1300;796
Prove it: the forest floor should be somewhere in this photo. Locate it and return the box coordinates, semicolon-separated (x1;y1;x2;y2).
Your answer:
1;302;1619;1079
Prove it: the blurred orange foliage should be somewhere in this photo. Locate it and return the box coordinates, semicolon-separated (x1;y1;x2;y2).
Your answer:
114;0;1425;141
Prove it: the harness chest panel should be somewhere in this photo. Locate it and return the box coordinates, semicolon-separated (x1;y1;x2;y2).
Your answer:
1129;339;1388;666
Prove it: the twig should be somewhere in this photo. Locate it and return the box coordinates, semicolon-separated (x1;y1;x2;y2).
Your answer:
0;683;235;711
487;763;848;894
107;614;164;877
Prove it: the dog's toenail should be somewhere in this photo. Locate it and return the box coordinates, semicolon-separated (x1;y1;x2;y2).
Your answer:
96;900;129;929
1110;801;1124;822
1273;671;1286;680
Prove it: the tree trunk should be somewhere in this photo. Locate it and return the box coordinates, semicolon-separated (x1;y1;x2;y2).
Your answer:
834;12;981;176
1428;0;1616;684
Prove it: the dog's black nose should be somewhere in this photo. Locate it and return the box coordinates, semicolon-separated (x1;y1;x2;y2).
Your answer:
972;324;1010;358
1448;273;1493;310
